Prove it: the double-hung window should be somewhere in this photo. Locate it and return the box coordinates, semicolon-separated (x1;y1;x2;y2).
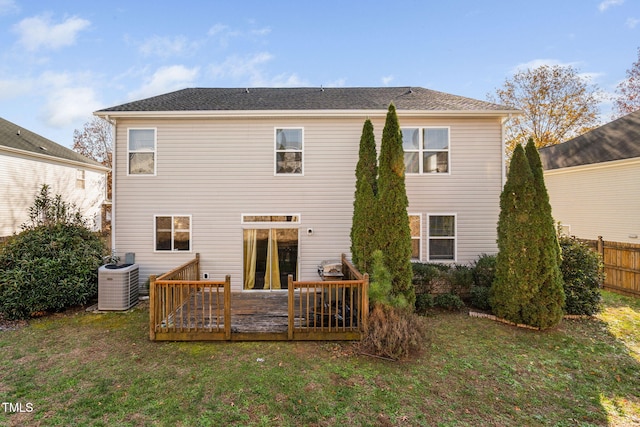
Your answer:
275;128;303;175
428;214;456;261
155;215;191;251
402;127;450;174
128;129;156;175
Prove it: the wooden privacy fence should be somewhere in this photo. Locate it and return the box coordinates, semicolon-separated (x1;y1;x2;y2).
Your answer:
149;253;369;341
578;237;640;297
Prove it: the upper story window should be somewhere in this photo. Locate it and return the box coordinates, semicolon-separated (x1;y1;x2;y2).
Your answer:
76;169;85;189
275;128;303;175
128;129;156;175
402;127;450;174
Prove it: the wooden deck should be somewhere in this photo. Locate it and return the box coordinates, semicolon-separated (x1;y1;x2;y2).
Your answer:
149;254;369;341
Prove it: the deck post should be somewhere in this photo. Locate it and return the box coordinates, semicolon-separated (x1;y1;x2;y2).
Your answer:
149;274;157;340
362;273;369;333
288;275;294;340
195;253;200;280
224;275;231;340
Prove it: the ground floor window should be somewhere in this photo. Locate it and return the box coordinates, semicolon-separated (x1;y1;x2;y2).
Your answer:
409;214;422;260
243;228;298;290
155;215;191;251
428;214;456;261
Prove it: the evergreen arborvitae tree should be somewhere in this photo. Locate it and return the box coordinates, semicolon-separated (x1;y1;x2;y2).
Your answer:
491;143;540;324
524;138;565;328
351;119;379;272
377;104;415;306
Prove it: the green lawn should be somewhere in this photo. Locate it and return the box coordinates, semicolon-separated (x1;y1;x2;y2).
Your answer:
0;291;638;426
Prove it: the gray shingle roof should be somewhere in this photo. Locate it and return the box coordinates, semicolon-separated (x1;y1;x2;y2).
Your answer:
96;87;515;113
0;116;106;168
539;109;640;170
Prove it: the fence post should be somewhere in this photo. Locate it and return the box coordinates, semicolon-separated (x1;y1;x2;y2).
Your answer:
362;273;369;334
224;275;231;340
288;275;294;340
149;274;157;341
597;236;604;258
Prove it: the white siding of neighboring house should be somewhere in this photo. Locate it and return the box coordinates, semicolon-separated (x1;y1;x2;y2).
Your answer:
0;149;106;236
544;157;640;244
112;114;504;291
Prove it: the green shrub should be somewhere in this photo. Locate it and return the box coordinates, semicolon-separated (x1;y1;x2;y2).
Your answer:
434;293;464;311
472;254;496;288
415;293;434;314
447;264;473;296
559;237;604;315
369;250;407;309
470;286;492;311
0;187;106;320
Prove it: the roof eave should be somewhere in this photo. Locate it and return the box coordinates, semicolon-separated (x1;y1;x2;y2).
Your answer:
0;145;110;172
95;109;521;119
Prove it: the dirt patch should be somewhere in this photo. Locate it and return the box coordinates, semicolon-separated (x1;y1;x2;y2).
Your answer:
0;313;28;332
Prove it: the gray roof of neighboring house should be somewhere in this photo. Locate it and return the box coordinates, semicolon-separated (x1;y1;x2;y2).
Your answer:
96;87;516;113
0;116;106;168
539;109;640;170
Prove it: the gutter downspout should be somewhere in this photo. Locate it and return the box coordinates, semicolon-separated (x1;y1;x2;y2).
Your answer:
104;115;117;254
501;114;512;187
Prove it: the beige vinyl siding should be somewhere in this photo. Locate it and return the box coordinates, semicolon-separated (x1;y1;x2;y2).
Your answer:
544;158;640;243
113;115;503;290
0;150;106;236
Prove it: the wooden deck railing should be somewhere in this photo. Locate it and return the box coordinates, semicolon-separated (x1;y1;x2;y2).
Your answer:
288;255;369;340
149;254;231;341
149;254;369;341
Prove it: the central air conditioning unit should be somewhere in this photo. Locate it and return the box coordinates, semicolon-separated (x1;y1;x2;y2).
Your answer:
98;263;139;310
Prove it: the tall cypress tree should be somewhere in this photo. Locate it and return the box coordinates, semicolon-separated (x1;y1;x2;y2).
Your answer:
377;104;415;306
523;138;565;328
351;119;378;272
491;143;539;324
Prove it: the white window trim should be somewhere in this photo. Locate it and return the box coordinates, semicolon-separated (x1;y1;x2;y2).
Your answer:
127;128;157;176
241;213;301;227
274;127;304;176
403;126;451;175
409;213;422;261
427;213;457;262
154;214;192;253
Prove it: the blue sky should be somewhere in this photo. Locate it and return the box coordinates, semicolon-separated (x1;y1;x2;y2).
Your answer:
0;0;638;148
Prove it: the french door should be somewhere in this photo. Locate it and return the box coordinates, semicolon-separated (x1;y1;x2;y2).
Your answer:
243;228;298;290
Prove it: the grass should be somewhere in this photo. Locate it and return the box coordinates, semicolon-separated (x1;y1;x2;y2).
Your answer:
0;291;638;426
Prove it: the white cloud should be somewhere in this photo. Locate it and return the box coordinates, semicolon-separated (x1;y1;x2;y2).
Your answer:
253;72;309;87
626;17;640;28
325;78;347;87
128;65;199;100
207;23;270;48
210;52;273;80
13;14;90;51
0;77;33;100
0;0;18;15
43;86;101;127
598;0;624;12
382;75;394;86
139;35;197;58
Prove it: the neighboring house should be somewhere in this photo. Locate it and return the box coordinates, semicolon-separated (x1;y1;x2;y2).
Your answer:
539;109;640;243
0;117;109;237
94;87;517;291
